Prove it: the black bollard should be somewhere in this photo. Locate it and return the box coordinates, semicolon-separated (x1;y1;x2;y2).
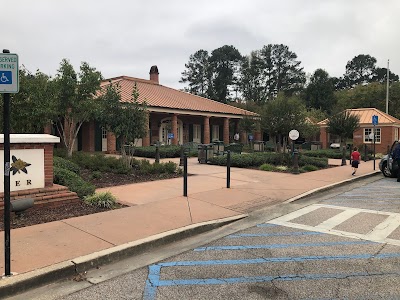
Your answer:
227;150;231;188
179;145;184;166
292;149;299;174
183;154;188;197
155;143;160;164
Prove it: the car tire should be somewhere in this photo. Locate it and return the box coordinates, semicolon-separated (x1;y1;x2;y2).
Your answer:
382;161;394;177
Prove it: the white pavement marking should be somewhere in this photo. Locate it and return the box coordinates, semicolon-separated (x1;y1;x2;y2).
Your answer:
318;210;360;230
367;214;400;240
271;205;321;222
268;204;400;247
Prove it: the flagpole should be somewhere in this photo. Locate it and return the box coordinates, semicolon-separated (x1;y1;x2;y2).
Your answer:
386;59;389;114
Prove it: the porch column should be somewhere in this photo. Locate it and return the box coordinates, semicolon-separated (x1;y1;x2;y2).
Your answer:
143;112;151;146
320;127;328;149
254;122;262;141
223;117;230;145
172;114;178;145
107;131;117;154
82;121;95;152
204;116;210;144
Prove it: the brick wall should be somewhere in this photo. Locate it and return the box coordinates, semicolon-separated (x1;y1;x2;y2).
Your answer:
81;121;95;152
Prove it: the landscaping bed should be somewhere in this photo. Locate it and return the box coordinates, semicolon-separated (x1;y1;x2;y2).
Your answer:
0;152;183;231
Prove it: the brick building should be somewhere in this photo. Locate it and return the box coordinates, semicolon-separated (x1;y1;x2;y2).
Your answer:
77;66;259;153
318;108;400;153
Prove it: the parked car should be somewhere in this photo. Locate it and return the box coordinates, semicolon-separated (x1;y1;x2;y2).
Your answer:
379;141;399;177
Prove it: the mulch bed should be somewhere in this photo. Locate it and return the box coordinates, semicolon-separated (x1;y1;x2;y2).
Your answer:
80;169;182;188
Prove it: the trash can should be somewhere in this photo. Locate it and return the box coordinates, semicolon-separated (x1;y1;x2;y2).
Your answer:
213;141;224;155
198;144;206;164
253;141;265;152
205;143;214;161
198;144;214;163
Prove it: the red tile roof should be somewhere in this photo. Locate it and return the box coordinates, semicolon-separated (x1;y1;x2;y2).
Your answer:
100;76;258;117
318;108;400;126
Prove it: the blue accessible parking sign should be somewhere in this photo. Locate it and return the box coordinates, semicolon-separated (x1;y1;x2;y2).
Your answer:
0;71;12;84
372;115;378;125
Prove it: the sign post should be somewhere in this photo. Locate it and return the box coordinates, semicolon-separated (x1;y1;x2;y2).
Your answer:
1;49;19;276
289;130;300;174
372;115;378;170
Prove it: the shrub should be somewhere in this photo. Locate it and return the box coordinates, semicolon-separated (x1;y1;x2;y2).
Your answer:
53;156;80;175
138;159;178;175
259;164;275;171
301;165;319;172
71;152;131;174
298;155;328;168
84;192;117;209
275;165;288;171
54;166;95;198
90;171;102;179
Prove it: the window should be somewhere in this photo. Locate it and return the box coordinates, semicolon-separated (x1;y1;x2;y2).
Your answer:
364;128;381;143
212;125;219;141
102;127;107;139
395;128;399;141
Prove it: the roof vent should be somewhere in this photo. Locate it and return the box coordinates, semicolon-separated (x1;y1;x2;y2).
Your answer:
149;65;159;84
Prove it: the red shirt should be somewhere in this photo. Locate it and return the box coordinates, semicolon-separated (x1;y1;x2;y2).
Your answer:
351;151;361;161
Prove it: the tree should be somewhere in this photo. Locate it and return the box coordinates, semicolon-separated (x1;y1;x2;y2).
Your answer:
372;67;399;84
209;45;242;103
0;69;56;133
98;82;147;152
327;110;360;165
179;50;212;98
239;51;266;104
304;69;335;113
53;59;103;157
259;44;306;99
260;94;307;151
343;54;377;87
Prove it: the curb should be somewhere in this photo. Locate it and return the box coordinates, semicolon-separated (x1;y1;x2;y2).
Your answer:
0;214;247;299
284;170;381;204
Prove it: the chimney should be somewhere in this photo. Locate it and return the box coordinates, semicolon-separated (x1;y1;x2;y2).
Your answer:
149;65;159;84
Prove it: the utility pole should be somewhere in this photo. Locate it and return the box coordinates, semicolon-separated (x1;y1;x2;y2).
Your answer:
386;59;390;114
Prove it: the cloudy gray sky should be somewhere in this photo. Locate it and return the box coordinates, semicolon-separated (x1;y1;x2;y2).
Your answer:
3;0;399;88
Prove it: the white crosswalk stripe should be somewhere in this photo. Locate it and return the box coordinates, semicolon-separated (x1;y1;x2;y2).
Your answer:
269;203;400;246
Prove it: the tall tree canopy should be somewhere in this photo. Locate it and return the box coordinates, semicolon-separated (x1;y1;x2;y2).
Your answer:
344;54;377;87
179;49;211;98
304;69;335;113
239;51;266;104
209;45;242;103
259;44;306;99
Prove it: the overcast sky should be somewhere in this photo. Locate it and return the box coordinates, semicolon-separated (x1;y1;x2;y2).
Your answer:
3;0;399;89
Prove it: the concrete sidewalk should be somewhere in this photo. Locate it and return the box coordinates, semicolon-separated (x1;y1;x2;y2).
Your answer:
0;157;381;296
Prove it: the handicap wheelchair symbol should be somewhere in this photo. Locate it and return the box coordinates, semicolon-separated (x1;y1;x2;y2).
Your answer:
0;71;12;84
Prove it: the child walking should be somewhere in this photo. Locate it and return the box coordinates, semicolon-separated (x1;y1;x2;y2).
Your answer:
351;147;361;176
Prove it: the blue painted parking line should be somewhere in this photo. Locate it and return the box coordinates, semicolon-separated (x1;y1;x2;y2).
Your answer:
155;252;400;267
226;231;323;238
194;240;376;251
156;271;387;286
144;249;400;299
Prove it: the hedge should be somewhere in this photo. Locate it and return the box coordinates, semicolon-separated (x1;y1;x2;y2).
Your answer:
208;152;328;169
134;145;197;158
53;156;80;175
53;166;95;198
70;152;131;174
